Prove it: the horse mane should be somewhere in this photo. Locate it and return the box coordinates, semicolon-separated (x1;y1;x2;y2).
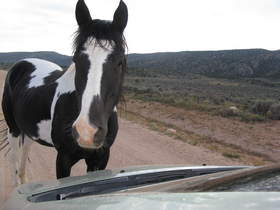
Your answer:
73;19;127;54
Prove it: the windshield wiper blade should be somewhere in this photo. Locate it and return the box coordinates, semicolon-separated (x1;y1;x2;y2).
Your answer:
30;166;247;202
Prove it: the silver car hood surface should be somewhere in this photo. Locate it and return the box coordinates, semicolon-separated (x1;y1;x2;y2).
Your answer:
2;165;280;210
16;165;243;195
3;192;280;210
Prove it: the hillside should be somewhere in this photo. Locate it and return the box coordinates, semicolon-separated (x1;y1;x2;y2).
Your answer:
128;49;280;78
124;50;280;122
1;49;280;78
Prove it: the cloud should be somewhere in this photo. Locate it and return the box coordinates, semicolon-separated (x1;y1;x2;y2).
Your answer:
1;0;280;54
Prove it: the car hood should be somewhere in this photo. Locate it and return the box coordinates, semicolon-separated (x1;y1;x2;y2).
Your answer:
16;165;244;195
2;165;280;210
3;192;280;210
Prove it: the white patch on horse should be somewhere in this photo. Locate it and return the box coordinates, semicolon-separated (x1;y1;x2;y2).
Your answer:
51;63;76;118
24;58;63;88
76;39;113;125
36;120;53;144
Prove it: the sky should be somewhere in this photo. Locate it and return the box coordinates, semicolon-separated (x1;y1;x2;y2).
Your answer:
1;0;280;55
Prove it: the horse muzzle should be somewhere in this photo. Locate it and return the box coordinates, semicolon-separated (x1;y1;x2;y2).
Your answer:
72;118;105;149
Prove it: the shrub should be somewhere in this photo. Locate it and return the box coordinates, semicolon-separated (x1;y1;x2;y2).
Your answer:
239;112;266;122
251;101;273;115
267;103;280;120
212;97;225;105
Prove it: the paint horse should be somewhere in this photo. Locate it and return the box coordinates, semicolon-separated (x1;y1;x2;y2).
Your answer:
2;0;128;185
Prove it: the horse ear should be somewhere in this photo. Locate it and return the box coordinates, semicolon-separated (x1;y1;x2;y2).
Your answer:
112;0;128;33
76;0;92;26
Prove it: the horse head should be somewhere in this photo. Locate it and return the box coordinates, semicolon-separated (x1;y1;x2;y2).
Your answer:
72;0;128;149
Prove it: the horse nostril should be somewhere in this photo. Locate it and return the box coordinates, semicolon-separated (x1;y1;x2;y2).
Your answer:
72;120;105;149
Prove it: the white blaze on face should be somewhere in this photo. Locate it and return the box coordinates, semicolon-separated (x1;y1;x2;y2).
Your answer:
73;39;114;146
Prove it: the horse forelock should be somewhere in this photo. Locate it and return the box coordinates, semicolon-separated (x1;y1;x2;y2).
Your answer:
73;19;126;55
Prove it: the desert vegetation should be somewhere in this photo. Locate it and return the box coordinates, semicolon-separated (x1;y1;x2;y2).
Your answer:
124;69;280;122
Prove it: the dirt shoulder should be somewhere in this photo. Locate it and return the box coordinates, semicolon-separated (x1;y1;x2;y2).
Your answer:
123;99;280;164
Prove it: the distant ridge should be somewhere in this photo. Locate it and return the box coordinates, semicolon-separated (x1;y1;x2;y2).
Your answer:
128;49;280;78
0;51;71;67
1;49;280;78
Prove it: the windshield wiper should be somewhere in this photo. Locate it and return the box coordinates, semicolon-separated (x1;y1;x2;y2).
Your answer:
29;166;246;202
59;170;197;200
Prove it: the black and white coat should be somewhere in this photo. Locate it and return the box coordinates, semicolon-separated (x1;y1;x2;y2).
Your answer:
2;0;128;185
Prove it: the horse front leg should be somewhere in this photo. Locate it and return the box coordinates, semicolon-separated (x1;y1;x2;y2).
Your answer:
85;148;110;172
18;136;33;184
7;133;32;186
7;132;20;186
56;151;79;179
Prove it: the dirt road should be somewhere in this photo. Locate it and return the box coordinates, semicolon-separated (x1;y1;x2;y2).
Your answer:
0;70;241;206
0;118;241;205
